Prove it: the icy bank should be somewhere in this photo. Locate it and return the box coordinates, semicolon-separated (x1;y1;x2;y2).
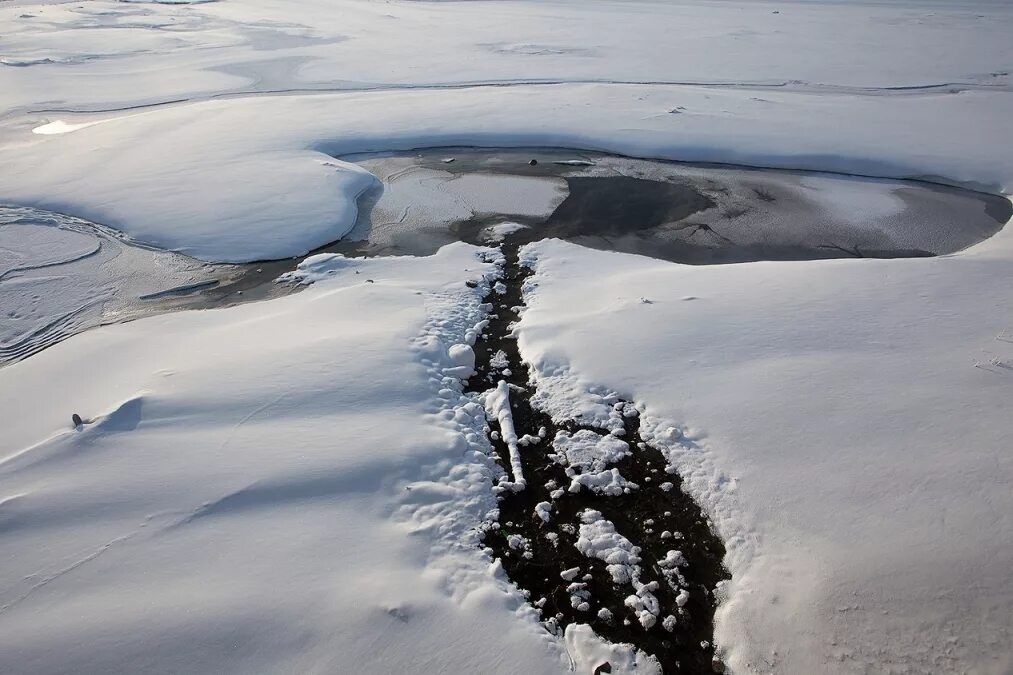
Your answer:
516;232;1013;674
3;83;1013;261
0;243;584;674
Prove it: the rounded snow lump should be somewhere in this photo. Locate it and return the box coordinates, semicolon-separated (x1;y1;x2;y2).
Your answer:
446;343;476;378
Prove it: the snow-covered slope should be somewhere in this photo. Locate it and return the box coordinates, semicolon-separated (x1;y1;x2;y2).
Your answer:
0;244;625;674
517;230;1013;673
3;85;1012;261
2;0;1012;673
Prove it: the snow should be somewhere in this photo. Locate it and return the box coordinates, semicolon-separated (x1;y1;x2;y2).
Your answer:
564;624;660;675
482;380;525;491
3;82;1013;261
483;222;529;243
576;510;662;631
517;233;1013;672
553;429;631;472
3;0;1013;672
577;511;639;584
489;349;510;371
0;242;587;674
569;469;637;497
0;206;215;363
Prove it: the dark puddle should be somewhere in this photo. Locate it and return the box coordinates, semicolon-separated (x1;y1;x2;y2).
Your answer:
344;147;1011;265
468;234;730;673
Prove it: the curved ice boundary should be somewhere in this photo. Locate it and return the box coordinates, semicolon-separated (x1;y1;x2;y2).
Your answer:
5;83;1013;262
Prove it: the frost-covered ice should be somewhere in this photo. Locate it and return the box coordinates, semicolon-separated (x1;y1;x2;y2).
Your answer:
0;206;223;363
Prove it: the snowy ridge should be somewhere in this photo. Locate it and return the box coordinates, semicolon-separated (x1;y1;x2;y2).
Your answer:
3;82;1013;262
0;242;642;674
515;235;1013;673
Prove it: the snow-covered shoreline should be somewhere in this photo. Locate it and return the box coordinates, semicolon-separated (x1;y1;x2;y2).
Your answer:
3;0;1013;673
3;83;1012;262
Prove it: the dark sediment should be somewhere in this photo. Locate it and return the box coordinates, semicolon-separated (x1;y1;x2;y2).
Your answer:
468;233;730;673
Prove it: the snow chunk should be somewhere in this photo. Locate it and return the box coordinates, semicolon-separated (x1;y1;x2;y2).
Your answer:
276;252;356;285
552;429;630;473
568;468;638;496
576;510;662;630
564;624;660;675
446;343;475;379
482;380;525;490
560;567;582;581
576;509;640;584
490;349;509;370
482;221;529;243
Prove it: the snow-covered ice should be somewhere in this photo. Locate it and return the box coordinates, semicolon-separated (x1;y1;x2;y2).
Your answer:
2;0;1013;672
0;206;223;363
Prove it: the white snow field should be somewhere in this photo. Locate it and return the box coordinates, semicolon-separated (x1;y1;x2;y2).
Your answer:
0;245;654;675
1;0;1013;674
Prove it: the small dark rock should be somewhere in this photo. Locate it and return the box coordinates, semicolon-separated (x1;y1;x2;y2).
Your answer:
365;279;374;283
528;159;538;166
712;657;726;673
466;280;479;288
594;662;612;675
72;413;83;428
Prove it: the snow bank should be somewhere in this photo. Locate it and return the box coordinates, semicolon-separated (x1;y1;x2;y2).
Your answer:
0;243;574;674
517;232;1013;673
3;83;1013;261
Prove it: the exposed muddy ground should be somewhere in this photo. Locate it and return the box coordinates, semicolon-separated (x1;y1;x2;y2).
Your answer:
469;233;730;673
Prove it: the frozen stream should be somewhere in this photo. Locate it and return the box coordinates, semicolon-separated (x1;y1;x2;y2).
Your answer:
2;149;1008;365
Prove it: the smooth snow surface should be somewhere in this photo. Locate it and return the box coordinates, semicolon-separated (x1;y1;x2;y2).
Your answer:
518;234;1013;674
0;244;586;674
3;0;1013;673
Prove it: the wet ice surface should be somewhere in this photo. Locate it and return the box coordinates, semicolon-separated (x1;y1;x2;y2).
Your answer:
345;148;1010;263
0;206;267;364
